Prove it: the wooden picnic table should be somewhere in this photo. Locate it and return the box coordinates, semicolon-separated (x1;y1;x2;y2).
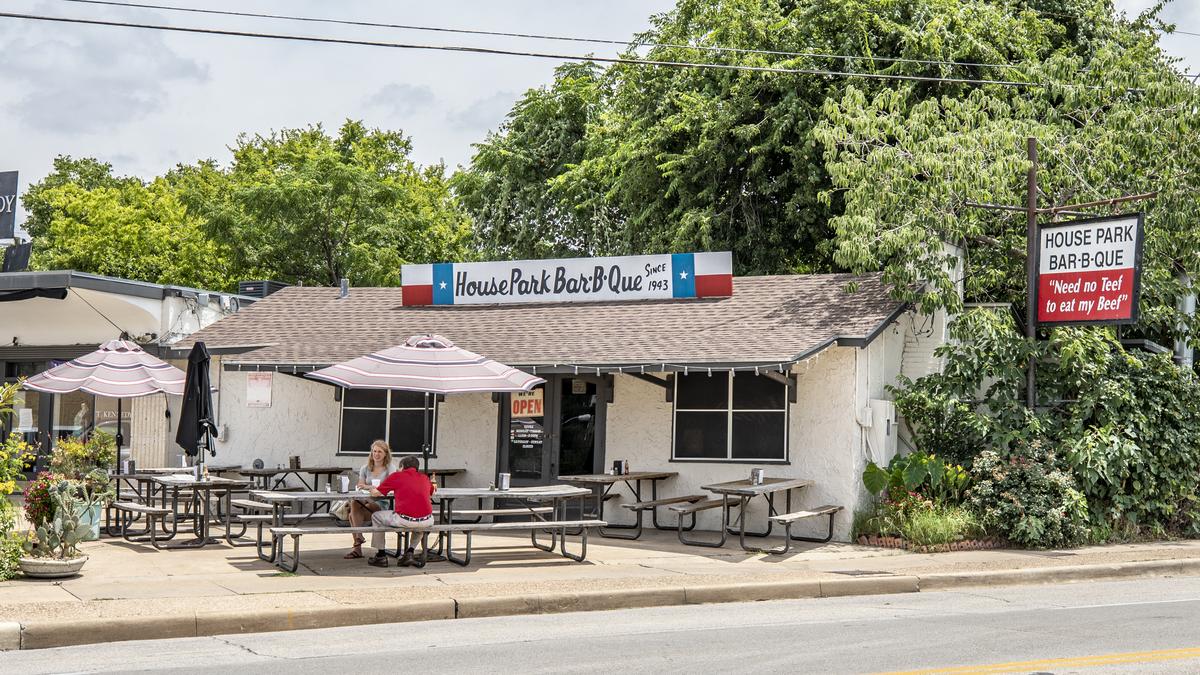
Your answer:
147;474;250;548
423;467;465;486
558;471;678;539
700;477;814;551
237;466;353;491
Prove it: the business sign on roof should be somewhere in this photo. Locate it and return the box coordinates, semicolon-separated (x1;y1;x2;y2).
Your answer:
0;171;17;240
1037;214;1143;326
401;252;733;306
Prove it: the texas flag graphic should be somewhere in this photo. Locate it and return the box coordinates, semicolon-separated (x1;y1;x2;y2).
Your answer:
402;252;733;306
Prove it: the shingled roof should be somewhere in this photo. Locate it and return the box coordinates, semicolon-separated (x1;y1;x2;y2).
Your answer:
177;273;905;372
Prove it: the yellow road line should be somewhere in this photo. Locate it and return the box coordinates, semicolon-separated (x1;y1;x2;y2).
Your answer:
875;646;1200;674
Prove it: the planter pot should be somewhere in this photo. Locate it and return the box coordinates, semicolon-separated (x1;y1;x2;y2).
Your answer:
74;503;102;541
18;555;88;579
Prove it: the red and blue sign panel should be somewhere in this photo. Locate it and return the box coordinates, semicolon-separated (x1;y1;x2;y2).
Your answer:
402;252;733;306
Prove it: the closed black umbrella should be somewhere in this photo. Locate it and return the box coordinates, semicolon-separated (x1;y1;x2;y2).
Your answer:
176;342;217;460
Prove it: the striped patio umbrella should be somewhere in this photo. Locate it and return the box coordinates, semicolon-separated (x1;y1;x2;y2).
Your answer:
23;339;185;472
307;335;543;469
22;339;186;398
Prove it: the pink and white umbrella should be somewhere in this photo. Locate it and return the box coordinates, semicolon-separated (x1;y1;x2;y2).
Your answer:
23;339;186;398
307;335;543;469
306;334;542;394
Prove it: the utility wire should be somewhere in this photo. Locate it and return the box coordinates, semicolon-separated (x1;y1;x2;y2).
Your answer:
0;10;1058;88
55;0;1044;72
54;0;1200;80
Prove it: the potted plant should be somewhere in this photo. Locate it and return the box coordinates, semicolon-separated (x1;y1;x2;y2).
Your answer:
19;479;91;578
49;432;116;540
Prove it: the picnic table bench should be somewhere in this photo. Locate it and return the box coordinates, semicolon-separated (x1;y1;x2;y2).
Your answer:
558;471;680;540
268;519;606;572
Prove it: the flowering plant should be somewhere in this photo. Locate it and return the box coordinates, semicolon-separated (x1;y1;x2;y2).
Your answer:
23;472;63;527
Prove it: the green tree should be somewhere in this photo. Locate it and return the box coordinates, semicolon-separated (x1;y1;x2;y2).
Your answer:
454;62;611;260
457;0;1117;275
814;5;1199;338
178;120;470;286
26;173;233;290
22;156;138;240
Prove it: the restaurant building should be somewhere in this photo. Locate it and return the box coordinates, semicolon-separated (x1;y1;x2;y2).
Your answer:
177;254;950;540
0;270;253;467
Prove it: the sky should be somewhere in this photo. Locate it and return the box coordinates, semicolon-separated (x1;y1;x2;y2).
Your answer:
1;0;1196;238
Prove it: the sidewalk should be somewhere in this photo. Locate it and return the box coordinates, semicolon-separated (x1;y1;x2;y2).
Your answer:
3;529;1200;649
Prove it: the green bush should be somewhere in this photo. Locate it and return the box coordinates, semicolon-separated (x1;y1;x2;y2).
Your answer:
904;506;985;547
893;309;1200;545
968;444;1088;548
862;451;972;505
853;500;984;547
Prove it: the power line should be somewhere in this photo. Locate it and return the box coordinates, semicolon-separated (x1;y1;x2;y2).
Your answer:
0;10;1058;88
56;0;1040;72
56;0;1200;80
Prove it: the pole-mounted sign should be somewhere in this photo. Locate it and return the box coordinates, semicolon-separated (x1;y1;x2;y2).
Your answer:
0;171;17;240
1036;213;1143;326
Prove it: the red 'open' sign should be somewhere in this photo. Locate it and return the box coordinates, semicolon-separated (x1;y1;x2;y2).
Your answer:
511;390;543;418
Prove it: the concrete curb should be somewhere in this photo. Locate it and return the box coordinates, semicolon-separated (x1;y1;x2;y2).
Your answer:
7;558;1200;650
918;558;1200;590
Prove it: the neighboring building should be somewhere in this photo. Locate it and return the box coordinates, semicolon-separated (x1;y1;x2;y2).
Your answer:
177;264;947;541
0;270;254;467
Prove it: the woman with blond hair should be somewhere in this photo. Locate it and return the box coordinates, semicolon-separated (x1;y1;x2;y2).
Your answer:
345;439;396;558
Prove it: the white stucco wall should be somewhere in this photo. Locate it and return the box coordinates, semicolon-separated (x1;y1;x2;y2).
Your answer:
604;347;860;540
432;393;500;487
204;342;904;541
212;369;340;470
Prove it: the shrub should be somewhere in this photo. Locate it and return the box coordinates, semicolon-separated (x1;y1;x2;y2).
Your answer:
968;443;1088;548
862;451;972;506
23;472;63;527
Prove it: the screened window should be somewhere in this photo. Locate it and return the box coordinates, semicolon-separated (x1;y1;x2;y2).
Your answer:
338;389;437;456
672;373;788;462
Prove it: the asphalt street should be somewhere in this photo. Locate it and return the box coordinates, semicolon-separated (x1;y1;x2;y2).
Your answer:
5;576;1200;674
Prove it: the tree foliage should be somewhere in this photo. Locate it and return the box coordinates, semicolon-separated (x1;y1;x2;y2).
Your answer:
22;121;471;290
455;0;1171;276
24;159;233;289
177;120;470;287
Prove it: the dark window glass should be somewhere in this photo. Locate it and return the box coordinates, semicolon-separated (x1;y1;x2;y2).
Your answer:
390;390;427;409
388;409;426;455
674;411;727;459
508;417;545;479
343;389;386;408
733;375;786;410
340;409;386;454
675;374;729;409
731;412;786;460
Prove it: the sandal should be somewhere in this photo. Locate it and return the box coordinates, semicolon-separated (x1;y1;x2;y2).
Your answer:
343;548;363;559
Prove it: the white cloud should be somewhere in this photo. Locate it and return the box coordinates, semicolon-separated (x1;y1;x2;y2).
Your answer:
447;90;517;131
364;83;437;117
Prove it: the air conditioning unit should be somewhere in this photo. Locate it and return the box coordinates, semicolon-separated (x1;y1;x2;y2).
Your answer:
238;280;289;299
219;295;240;313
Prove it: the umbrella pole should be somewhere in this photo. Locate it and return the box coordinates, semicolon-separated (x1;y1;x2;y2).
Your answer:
422;393;431;473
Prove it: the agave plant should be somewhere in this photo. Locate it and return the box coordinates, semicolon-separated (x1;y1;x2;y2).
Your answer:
21;480;91;560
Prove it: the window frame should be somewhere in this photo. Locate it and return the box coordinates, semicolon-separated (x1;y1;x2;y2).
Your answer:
670;372;790;464
336;389;439;457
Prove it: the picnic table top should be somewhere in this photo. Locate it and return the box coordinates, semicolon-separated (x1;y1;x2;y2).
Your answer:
701;477;814;496
149;474;250;488
134;465;242;474
559;471;677;483
424;467;465;475
250;485;590;501
251;489;363;502
237;466;352;476
436;485;591;500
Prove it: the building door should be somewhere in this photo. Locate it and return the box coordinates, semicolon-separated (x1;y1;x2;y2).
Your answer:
498;375;608;487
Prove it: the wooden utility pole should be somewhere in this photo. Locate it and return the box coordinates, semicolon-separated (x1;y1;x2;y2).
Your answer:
1024;137;1038;409
963;137;1156;410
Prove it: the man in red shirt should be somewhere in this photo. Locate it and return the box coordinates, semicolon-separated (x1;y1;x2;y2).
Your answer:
367;455;435;567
